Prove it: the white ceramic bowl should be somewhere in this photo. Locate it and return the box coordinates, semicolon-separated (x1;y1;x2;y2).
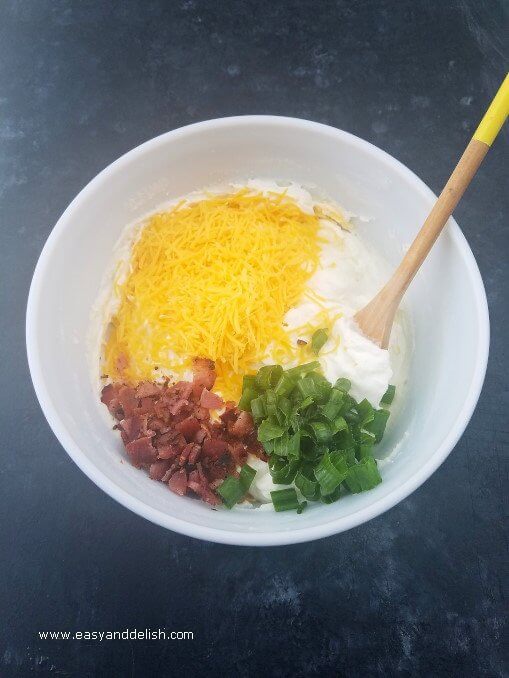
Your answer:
26;116;489;545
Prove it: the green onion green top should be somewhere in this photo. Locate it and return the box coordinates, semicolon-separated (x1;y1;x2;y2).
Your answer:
219;361;396;512
310;328;329;355
217;464;256;509
234;363;396;512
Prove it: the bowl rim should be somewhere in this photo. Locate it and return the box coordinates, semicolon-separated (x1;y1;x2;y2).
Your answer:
26;115;490;546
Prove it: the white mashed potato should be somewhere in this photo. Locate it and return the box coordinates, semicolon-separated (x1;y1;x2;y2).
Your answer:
89;180;409;506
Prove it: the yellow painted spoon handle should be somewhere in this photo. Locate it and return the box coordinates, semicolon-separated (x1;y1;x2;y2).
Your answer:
474;72;509;145
355;73;509;349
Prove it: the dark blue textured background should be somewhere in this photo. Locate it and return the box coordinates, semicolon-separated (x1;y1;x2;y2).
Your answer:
1;1;507;676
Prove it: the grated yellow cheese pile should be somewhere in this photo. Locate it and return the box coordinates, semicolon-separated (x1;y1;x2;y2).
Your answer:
103;189;323;399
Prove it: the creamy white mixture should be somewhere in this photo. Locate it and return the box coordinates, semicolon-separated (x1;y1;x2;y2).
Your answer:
90;180;409;506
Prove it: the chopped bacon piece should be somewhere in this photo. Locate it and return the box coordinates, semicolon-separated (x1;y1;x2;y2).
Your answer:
161;462;179;483
200;388;224;410
138;397;157;416
188;444;201;465
172;381;194;401
157;445;179;459
156;430;186;450
125;436;157;467
119;415;144;443
202;438;228;459
203;456;234;481
168;469;188;496
220;406;238;426
149;417;167;432
194;406;209;420
229;441;248;466
179;442;199;465
187;480;221;505
230;411;254;438
167;398;189;416
175;416;201;441
192;357;216;397
117;386;137;418
136;382;161;398
187;469;221;505
149;460;172;481
157;444;179;460
152;398;171;422
193;428;207;445
100;383;123;418
101;383;120;408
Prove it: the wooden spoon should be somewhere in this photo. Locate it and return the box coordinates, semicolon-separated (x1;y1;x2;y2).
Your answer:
355;73;509;349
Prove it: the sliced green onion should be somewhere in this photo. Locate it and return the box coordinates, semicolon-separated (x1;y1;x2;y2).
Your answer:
314;450;349;495
246;363;395;513
217;464;256;509
320;486;342;503
242;374;257;391
330;415;348;435
217;477;243;508
286;430;301;458
366;408;390;443
295;468;320;501
238;464;256;489
264;390;278;418
296;376;317;399
340;393;357;414
268;457;300;484
356;399;375;426
255;365;283;391
359;428;376;446
272;431;301;458
277;396;292;422
262;439;275;455
381;384;396;406
335;377;351;392
308;371;331;402
334;426;356;452
308;420;332;443
238;386;258;411
250;395;267;421
357;443;374;461
271;488;304;512
311;328;328;355
293;396;314;413
285;361;321;378
321;388;345;420
257;418;285;442
344;458;381;493
273;373;296;397
342;446;357;465
344;409;360;424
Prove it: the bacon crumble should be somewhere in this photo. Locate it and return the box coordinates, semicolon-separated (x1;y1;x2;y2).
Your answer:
101;359;265;506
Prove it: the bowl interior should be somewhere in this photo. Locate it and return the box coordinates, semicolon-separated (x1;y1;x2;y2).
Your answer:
27;117;488;544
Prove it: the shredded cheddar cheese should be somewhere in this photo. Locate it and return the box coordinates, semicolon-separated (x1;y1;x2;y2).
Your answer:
103;190;324;399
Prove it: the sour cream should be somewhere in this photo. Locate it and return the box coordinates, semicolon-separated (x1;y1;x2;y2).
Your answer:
282;218;403;408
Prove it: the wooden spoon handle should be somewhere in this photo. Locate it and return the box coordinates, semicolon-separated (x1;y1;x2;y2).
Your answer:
356;73;509;349
389;137;489;297
355;139;489;348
